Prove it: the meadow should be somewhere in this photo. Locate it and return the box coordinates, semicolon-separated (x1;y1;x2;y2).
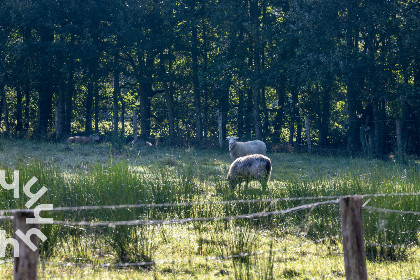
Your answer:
0;139;419;279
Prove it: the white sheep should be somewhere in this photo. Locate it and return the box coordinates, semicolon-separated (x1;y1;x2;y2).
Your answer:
66;134;100;144
227;136;267;160
227;154;272;190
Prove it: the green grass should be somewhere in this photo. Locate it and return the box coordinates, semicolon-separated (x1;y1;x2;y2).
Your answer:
0;139;419;279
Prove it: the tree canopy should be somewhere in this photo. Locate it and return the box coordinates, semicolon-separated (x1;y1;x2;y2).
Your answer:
1;0;419;156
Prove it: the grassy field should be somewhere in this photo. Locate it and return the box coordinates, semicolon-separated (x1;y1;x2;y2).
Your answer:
0;139;419;279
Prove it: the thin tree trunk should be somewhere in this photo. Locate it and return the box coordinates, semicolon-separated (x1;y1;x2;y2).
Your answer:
218;85;229;148
250;0;261;140
113;54;120;137
65;62;74;136
121;98;125;137
165;82;175;145
319;84;331;147
374;100;385;156
139;83;152;141
94;82;99;133
274;83;285;143
36;27;54;138
202;17;209;141
261;87;269;139
238;89;244;138
289;88;298;145
85;81;93;135
16;88;23;133
0;83;9;136
163;50;176;145
55;79;65;140
192;24;202;145
24;83;30;132
245;88;253;139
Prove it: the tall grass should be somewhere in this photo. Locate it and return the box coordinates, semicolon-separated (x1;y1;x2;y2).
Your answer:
0;140;418;279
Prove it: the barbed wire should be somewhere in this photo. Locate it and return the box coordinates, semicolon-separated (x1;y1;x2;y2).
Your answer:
366;242;419;249
51;199;339;227
0;192;418;215
363;206;420;216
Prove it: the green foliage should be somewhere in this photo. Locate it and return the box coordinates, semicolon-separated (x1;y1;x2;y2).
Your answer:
0;0;418;155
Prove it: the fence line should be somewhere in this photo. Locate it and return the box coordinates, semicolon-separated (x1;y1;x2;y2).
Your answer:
0;192;418;215
366;242;419;249
51;199;340;227
363;206;420;216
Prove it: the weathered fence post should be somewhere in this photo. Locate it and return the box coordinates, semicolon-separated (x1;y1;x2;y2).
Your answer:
133;109;138;144
304;116;312;154
14;211;38;280
218;110;223;149
339;196;367;280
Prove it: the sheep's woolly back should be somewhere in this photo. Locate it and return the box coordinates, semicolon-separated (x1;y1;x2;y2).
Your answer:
227;136;266;160
66;134;100;144
227;154;271;188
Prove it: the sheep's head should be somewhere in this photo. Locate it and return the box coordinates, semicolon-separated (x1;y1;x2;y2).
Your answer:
226;136;238;151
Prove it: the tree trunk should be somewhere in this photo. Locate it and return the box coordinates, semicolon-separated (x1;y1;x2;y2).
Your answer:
16;88;23;133
374;100;385;156
55;80;65;140
319;84;331;147
24;83;30;132
164;81;175;145
163;50;176;145
274;81;286;143
218;85;229;148
296;114;302;149
250;0;261;140
0;83;9;136
85;81;93;135
139;83;153;141
202;17;209;141
113;54;120;137
238;89;244;138
94;82;99;133
261;87;269;139
121;97;125;137
192;24;202;145
36;26;54;138
245;88;253;139
64;62;74;136
289;87;298;145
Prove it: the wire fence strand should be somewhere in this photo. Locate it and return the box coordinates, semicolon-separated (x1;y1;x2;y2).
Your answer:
51;199;340;227
0;192;418;215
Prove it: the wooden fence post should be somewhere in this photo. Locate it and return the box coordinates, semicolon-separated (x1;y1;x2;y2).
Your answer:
339;196;367;280
14;211;38;280
304;116;312;154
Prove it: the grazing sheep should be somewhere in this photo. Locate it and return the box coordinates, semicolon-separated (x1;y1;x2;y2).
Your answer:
227;136;267;160
131;139;153;146
227;154;272;189
66;134;100;144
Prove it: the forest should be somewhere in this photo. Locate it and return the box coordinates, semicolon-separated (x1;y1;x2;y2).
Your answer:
0;0;419;156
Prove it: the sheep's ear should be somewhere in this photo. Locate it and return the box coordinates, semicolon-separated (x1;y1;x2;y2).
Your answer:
234;137;239;140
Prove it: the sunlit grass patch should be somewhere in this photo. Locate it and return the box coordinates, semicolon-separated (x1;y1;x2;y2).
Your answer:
0;139;418;279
